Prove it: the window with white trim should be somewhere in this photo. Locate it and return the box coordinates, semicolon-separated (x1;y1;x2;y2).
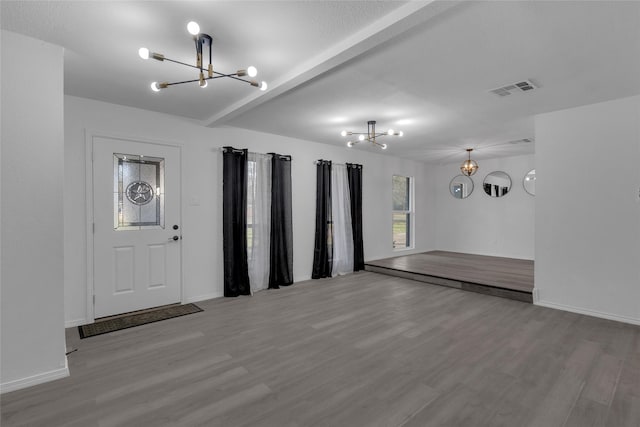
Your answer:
392;175;414;249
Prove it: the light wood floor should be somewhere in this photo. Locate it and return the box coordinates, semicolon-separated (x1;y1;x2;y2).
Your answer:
2;272;639;426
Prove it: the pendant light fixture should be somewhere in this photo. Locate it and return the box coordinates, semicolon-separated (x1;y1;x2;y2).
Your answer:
341;120;403;150
460;148;479;176
138;21;267;92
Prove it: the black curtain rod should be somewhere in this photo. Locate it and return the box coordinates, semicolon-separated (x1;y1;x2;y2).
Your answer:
222;146;245;154
267;152;292;161
220;147;291;159
314;160;363;168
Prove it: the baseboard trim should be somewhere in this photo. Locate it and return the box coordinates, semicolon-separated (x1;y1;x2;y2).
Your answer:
1;357;69;394
532;288;540;303
535;300;640;326
184;292;222;304
65;318;88;328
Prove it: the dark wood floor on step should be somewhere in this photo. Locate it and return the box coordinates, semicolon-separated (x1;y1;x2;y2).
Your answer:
2;272;639;427
366;250;534;302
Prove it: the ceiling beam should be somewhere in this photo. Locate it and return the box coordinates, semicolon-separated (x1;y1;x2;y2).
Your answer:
203;0;463;127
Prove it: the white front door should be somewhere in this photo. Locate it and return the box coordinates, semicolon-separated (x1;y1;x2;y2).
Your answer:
92;136;181;318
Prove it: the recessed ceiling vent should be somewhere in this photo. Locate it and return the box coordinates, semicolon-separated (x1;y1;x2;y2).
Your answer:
508;138;535;145
489;80;538;97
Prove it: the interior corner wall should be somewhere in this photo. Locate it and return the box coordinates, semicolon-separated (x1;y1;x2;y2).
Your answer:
1;31;68;392
64;95;437;326
434;154;535;259
535;95;640;324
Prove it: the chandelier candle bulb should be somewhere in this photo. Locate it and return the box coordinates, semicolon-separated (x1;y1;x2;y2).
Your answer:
187;21;200;36
247;66;258;77
260;81;268;91
138;47;149;59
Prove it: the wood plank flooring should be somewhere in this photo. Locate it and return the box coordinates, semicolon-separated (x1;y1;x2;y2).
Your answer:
2;272;639;427
366;251;534;302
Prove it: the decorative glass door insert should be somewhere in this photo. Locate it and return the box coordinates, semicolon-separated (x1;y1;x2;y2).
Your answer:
113;153;165;230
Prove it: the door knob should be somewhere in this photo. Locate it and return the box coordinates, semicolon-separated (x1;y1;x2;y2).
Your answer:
168;235;180;241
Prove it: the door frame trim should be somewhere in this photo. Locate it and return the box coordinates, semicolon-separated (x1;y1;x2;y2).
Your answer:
84;130;184;323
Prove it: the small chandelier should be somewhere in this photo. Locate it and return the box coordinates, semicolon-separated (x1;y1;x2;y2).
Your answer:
138;21;267;92
341;120;403;150
460;148;479;176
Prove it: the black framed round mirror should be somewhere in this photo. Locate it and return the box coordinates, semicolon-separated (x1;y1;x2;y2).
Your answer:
449;175;474;199
523;169;535;196
483;171;511;197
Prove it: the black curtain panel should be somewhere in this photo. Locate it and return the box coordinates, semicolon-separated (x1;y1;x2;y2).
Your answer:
346;163;365;271
222;146;251;297
268;153;294;289
312;160;332;279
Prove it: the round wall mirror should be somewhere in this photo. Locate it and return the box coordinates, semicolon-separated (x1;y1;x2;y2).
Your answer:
523;169;536;196
449;175;474;199
483;171;512;197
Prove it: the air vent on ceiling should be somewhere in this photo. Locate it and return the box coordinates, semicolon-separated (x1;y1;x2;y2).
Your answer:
489;80;538;97
508;138;535;145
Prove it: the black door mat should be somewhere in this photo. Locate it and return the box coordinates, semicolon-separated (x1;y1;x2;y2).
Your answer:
78;303;203;338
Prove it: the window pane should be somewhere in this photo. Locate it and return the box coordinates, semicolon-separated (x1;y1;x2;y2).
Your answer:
114;153;164;230
392;175;409;211
393;213;410;249
247;225;253;258
247;161;256;258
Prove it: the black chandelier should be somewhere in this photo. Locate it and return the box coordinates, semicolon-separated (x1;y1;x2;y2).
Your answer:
138;21;267;92
340;120;403;150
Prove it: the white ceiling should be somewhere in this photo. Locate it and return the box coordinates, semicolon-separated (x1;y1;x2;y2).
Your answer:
2;1;639;163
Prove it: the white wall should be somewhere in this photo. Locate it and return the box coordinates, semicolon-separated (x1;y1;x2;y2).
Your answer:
535;95;640;325
64;95;437;326
434;154;535;259
1;31;68;392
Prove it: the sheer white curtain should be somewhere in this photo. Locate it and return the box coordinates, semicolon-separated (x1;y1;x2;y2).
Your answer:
331;164;354;276
247;153;272;293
